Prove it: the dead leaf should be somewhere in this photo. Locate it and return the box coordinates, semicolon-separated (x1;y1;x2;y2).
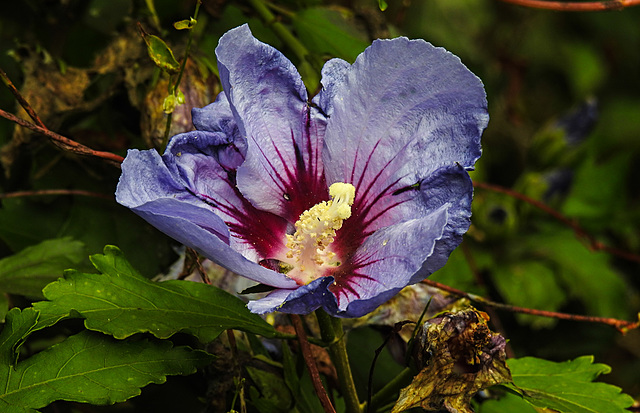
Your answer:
392;308;511;413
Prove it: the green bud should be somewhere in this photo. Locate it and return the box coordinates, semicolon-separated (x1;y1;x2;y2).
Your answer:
176;89;185;105
174;17;197;30
163;95;176;114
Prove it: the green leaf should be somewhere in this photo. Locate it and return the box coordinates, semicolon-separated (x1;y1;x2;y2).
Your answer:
378;0;389;11
246;363;292;413
33;245;278;341
0;237;85;299
523;228;629;318
492;261;565;328
0;198;68;252
477;392;538;413
507;356;634;413
281;344;324;413
562;153;631;220
139;25;180;74
0;308;39;368
0;315;213;412
293;7;369;62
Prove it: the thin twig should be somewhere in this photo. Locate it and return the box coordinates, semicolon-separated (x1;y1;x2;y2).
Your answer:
0;67;47;128
289;314;336;413
498;0;640;11
473;181;640;264
0;189;112;200
366;321;413;413
422;279;640;333
0;108;124;165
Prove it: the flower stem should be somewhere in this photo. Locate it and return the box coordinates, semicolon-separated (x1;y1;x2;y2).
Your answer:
161;0;202;151
315;309;362;413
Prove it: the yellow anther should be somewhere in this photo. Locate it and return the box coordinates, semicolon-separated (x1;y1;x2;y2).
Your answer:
284;182;356;285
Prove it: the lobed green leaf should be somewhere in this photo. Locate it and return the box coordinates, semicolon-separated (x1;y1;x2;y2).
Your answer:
0;309;213;413
506;356;634;413
32;245;278;342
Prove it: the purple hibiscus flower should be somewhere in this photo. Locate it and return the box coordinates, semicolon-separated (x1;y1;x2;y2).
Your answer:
116;24;488;318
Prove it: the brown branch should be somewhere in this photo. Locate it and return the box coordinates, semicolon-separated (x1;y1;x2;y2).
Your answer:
0;189;112;200
0;67;47;128
289;314;336;413
422;279;640;334
497;0;640;11
473;181;640;264
0;108;124;165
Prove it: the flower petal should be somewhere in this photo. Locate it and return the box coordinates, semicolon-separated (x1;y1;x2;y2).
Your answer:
216;24;327;221
191;92;237;135
312;57;351;117
330;165;474;317
116;146;297;289
323;36;487;237
247;277;338;315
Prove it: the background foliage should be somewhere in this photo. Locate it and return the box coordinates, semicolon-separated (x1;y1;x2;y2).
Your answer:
0;0;639;412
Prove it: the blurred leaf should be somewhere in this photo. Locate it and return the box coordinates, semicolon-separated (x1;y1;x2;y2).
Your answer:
492;261;565;328
139;24;180;74
82;0;132;35
0;309;213;412
0;237;85;299
346;326;406;400
562;153;631;220
523;228;629;318
280;343;325;413
246;363;292;413
297;59;321;95
293;7;369;62
0;199;68;252
60;196;176;278
0;294;8;323
430;247;485;295
506;356;634;413
563;42;605;97
378;0;389;11
32;245;278;341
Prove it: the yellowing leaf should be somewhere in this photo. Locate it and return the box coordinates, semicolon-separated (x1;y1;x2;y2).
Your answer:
138;24;180;74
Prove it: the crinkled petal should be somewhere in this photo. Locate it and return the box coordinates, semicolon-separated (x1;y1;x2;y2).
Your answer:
247;277;337;315
323;36;487;238
191;92;237;135
163;131;290;261
331;165;473;317
312;58;351;117
116;147;297;289
216;24;328;222
330;205;448;317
